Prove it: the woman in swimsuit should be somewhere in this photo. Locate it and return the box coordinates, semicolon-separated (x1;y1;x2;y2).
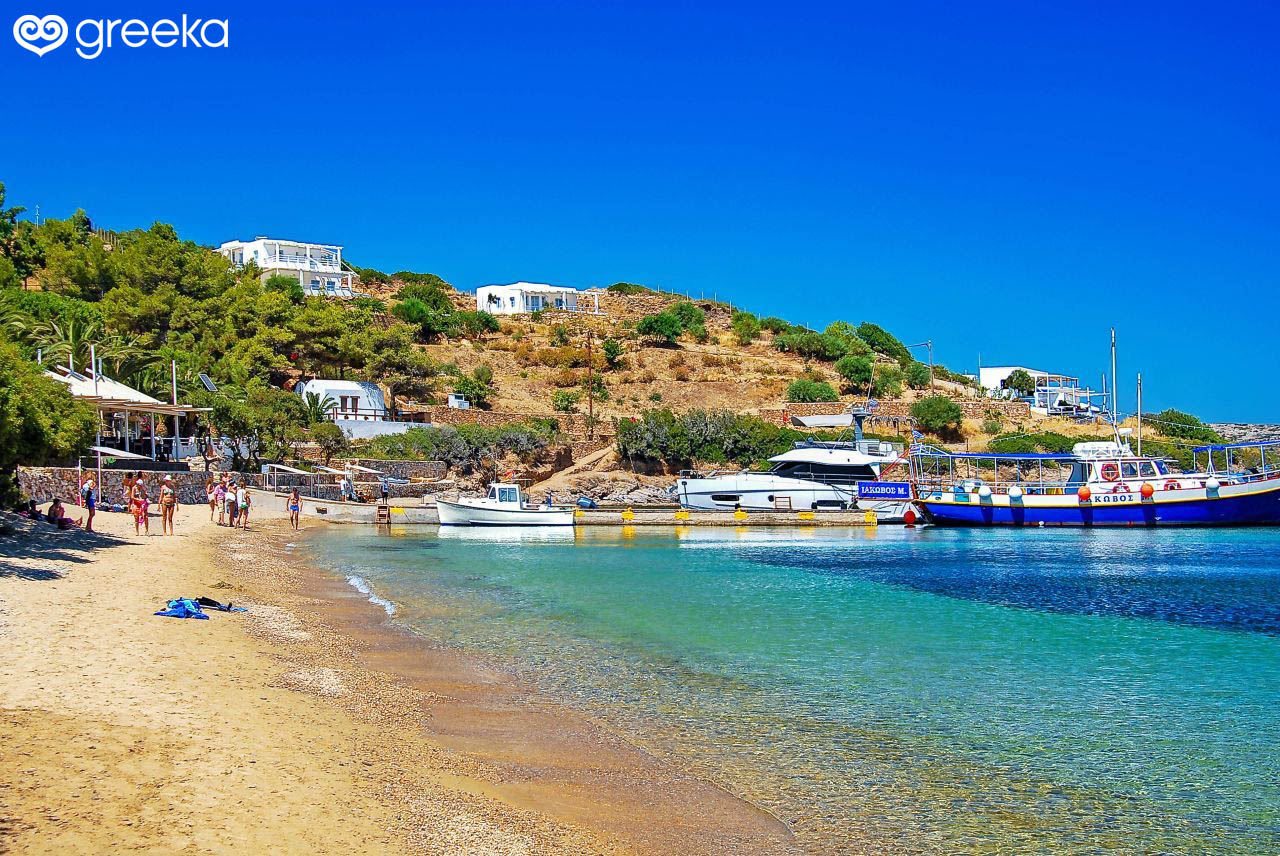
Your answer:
206;478;217;522
288;488;302;531
131;476;150;536
160;475;177;536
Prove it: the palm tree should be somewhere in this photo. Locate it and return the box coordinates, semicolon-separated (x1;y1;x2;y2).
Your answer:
303;391;338;425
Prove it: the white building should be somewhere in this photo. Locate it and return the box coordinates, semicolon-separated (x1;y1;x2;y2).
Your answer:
475;282;601;316
218;236;357;298
978;365;1078;394
295;379;388;421
978;365;1104;417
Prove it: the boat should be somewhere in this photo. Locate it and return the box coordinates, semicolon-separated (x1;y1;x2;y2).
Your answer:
436;482;575;526
910;438;1280;527
675;409;916;522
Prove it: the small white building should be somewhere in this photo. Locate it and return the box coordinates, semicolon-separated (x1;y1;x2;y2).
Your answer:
218;236;357;298
296;379;388;421
475;282;601;316
978;365;1078;395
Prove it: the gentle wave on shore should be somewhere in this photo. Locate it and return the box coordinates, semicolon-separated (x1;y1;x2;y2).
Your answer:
305;525;1280;853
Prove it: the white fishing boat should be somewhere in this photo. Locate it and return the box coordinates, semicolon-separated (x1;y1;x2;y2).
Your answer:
436;482;575;526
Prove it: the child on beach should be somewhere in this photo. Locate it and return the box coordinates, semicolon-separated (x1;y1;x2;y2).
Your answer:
237;484;251;530
130;476;150;536
225;481;239;528
214;480;227;525
287;488;302;531
159;475;177;536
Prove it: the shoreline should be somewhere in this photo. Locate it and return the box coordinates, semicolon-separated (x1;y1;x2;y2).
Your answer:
0;506;800;854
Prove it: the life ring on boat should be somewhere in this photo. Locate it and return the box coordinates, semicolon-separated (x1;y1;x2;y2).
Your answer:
1164;480;1181;491
1100;463;1120;482
1111;482;1131;494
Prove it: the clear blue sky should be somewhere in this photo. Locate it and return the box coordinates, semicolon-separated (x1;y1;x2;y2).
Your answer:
3;1;1277;420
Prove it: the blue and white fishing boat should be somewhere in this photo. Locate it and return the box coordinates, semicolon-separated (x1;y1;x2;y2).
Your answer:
910;437;1280;527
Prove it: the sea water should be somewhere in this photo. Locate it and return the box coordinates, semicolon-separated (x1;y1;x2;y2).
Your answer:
307;525;1280;853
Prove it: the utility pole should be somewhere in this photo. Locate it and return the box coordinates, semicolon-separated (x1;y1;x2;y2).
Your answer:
907;340;934;390
585;327;595;441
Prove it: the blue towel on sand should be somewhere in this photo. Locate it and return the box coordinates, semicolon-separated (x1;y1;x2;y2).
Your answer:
154;598;209;619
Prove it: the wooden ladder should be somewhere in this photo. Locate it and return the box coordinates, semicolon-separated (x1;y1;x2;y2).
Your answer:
375;503;391;524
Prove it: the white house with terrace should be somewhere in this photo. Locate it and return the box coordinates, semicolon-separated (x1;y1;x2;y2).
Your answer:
217;236;358;298
476;282;601;316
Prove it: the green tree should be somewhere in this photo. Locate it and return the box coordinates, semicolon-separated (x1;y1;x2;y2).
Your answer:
855;322;912;363
1151;408;1221;443
453;365;495;409
834;354;873;391
311;421;350;465
759;316;791;334
551;324;571;346
671;301;705;330
264;273;304;304
905;360;931;390
452;310;500;339
786;378;838;403
911;395;965;437
0;338;97;505
367;326;438;414
1005;368;1036;397
872;362;905;398
303;391;338;425
636;311;682;345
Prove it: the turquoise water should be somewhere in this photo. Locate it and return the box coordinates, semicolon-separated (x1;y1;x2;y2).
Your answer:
307;525;1280;853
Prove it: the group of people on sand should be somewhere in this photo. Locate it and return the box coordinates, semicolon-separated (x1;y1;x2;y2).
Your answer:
206;475;253;530
117;472;178;536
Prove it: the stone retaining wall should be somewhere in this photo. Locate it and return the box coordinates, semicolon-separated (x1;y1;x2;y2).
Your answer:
18;467;265;507
762;398;1032;426
338;459;447;481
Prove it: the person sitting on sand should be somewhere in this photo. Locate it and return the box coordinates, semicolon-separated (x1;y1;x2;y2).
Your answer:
159;475;177;536
46;498;82;530
288;488;302;531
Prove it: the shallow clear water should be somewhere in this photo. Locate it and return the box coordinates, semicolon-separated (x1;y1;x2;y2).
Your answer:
307;525;1280;853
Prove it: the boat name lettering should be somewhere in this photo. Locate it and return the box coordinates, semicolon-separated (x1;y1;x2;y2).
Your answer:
856;481;911;500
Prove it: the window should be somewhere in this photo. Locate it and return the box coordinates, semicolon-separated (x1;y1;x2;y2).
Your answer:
509;296;516;307
1139;462;1158;477
499;488;518;503
710;494;741;503
1121;462;1139;478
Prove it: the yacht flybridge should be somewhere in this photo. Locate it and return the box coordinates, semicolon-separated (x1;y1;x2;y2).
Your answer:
675;410;915;522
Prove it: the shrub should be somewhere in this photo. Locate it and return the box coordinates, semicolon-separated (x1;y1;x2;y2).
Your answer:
668;352;685;368
855;322;912;363
552;390;581;412
702;353;725;368
671;301;705;330
616;408;839;468
759;316;791;334
732;312;761;345
872;363;904;398
905;360;931;390
636;312;683;345
551;324;570;346
673;366;692;382
363;422;557;472
648;392;663;402
786;378;838;402
1151;408;1221;443
911;396;964;435
824;322;872;358
551;367;580;387
834;354;873;390
452;365;495;409
601;338;623;369
771;331;848;361
264;273;304;304
980;418;1002;435
606;282;647;295
686;323;709;343
451;310;500;338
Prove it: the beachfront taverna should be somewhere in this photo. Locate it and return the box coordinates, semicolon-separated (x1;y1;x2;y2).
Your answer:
217;237;358;298
476;282;601;315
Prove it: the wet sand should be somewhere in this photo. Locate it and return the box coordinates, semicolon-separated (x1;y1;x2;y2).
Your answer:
0;503;799;854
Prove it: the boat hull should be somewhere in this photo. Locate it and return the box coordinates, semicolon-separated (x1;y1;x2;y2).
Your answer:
678;475;913;522
916;480;1280;527
436;499;575;526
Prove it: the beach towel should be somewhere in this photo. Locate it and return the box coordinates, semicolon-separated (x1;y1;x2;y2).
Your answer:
154;598;209;619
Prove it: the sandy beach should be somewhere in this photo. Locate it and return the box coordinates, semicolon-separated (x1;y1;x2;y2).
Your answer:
0;502;798;855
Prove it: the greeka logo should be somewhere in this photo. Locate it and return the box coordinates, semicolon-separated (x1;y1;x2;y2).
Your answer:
12;12;229;58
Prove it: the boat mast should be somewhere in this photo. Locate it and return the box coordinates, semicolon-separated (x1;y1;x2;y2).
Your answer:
1136;372;1143;457
1110;328;1118;424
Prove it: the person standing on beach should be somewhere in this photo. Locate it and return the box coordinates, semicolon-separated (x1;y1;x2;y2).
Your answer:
380;477;389;504
214;480;227;525
236;483;250;530
287;488;302;531
131;475;150;536
122;472;136;513
225;480;239;528
80;475;96;532
159;475;177;536
206;477;217;522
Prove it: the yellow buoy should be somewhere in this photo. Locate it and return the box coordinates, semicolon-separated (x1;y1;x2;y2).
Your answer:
796;511;816;521
864;510;878;526
621;508;635;521
733;509;749;521
674;510;690;521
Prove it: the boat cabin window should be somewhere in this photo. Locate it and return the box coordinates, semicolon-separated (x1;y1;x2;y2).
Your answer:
1067;463;1089;486
771;462;876;483
711;494;741;503
1121;461;1140;479
487;487;498;499
1139;461;1158;477
498;487;519;503
1155;460;1169;475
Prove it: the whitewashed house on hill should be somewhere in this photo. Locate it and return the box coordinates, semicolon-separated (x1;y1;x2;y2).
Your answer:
295;379;387;421
218;237;358;298
476;282;601;316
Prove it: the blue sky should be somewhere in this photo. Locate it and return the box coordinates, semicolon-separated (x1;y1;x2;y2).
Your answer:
3;1;1277;420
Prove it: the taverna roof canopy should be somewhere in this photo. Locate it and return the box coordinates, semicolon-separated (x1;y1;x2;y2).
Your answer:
45;366;209;416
